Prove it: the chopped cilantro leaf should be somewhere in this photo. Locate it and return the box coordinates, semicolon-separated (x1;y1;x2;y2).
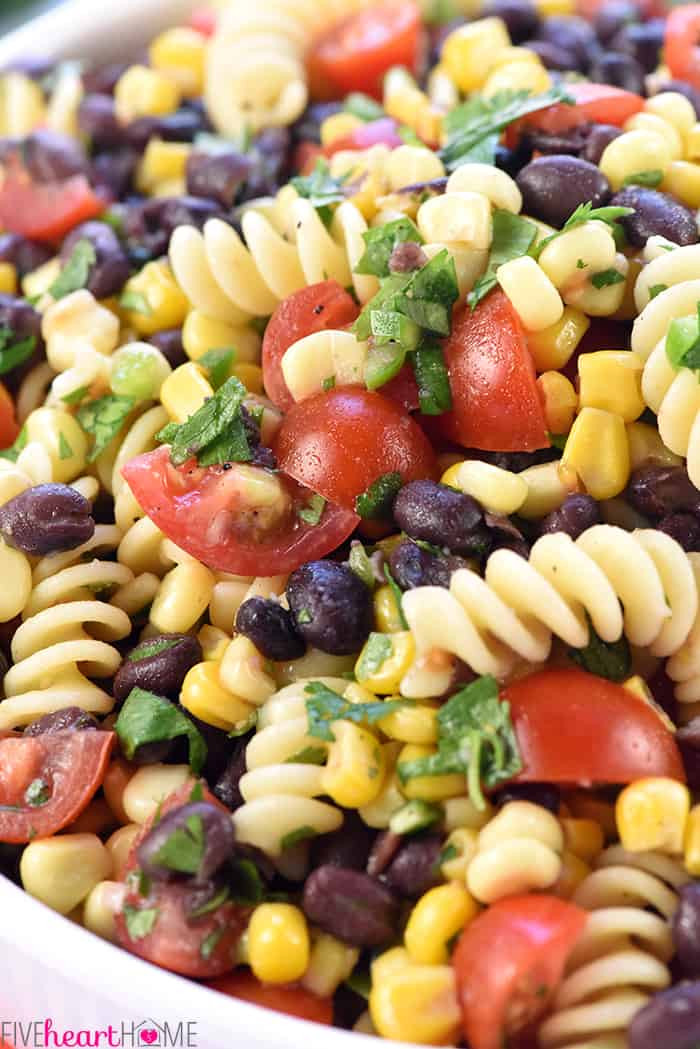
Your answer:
591;268;625;289
153;813;206;875
77;394;134;461
649;283;668;300
25;778;50;807
468;210;537;309
123;905;159;941
411;340;452;415
119;290;153;315
290;158;349;226
0;328;36;376
0;425;26;463
344;93;385;122
156;376;251;467
622;169;663;188
280;825;317;851
286;746;327;765
197;347;235;390
200;927;225;960
48;240;96;300
666;303;700;371
383;564;408;629
305;680;409;742
61;384;89;405
58;432;73;460
298;492;326;525
115;687;207;773
569;618;631;682
355;217;424;278
348;541;374;588
533;203;634;259
356;632;394;681
355;470;402;519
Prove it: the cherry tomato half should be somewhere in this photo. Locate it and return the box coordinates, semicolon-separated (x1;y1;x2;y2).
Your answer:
207;972;333;1026
0;382;20;450
453;895;587;1049
0;170;104;243
273;385;437;512
262;281;360;411
504;668;686;784
0;730;115;843
665;4;700;90
307;1;423;100
122;447;358;577
508;82;645;142
438;291;549;453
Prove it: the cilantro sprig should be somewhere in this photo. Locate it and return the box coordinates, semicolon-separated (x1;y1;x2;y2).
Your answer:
157;376;251;467
532;203;634;259
305;681;410;741
397;675;522;809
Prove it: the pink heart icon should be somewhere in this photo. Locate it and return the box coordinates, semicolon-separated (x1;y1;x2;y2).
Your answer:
140;1031;158;1045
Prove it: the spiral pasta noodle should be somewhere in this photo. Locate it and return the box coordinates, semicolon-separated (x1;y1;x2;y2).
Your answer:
538;847;689;1049
232;678;344;856
466;801;564;903
400;524;698;697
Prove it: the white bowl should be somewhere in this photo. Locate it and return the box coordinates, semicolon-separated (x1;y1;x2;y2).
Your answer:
0;4;414;1045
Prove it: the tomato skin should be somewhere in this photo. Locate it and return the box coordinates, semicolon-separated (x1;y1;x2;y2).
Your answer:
439;292;549;453
307;1;422;100
380;362;420;412
665;5;700;89
0;382;19;449
509;82;645;142
274;385;437;511
122;447;358;576
0;172;104;243
188;6;217;35
323;117;404;155
262;281;360;411
0;730;115;844
454;895;587;1049
207;971;333;1025
504;668;686;785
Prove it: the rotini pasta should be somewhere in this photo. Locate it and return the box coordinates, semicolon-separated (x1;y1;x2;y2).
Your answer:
466;801;564;903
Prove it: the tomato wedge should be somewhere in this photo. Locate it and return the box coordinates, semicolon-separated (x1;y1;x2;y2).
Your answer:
208;972;333;1025
307;1;422;100
453;895;587;1049
122;446;358;576
188;6;217;36
509;82;645;142
262;281;360;411
438;292;549;453
665;5;700;90
273;386;437;512
0;171;104;243
0;730;115;844
0;382;20;450
116;780;247;978
504;668;686;784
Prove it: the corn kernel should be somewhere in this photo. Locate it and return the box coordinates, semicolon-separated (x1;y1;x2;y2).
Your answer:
160;361;214;422
355;632;415;695
534;0;575;12
399;743;466;802
646;92;697;136
442;459;528;515
180;661;255;732
625;112;683;159
497;255;563;331
136;139;191;195
0;72;45;136
616;777;691;854
417;192;492;249
321;112;364;147
149;27;206;96
21;834;112;915
121;260;189;336
551;849;591;900
82;880;125;942
527;307;589;372
374;585;404;634
302;934;359;998
405;883;478;965
378;703;439;745
197;624;230;662
684;805;700;876
518;460;578;519
537;371;578;436
442;18;511;93
370;963;461;1045
182;310;260;364
686;122;700;162
627;420;683;469
122;764;191;824
0;262;17;295
232;361;264;394
561;818;605;862
599;130;672;191
441;827;479;882
483;59;550;98
371;947;412;984
105;824;140;880
578;351;645;423
562;407;630;500
320;720;385;809
114;65;180;123
662;160;700;209
22;257;61;301
248;904;310;984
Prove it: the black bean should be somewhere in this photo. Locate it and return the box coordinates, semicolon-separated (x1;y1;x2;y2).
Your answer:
0;234;52;278
286;561;373;655
627;465;700;519
673;884;700;978
535;16;598;71
235;597;305;661
137;801;235;883
516;155;611;229
130;740;175;766
78;94;125;151
239;128;291;203
539;493;601;539
302;866;399;947
484;512;530;558
382;834;444;899
0;293;43;349
148;329;187;369
589;52;645;95
23;129;89;182
493;783;561;813
113;634;202;704
476;448;561;472
366;830;403;878
581;124;622;166
612;19;665;73
482;0;539;42
525;125;590;158
594;0;639;43
658;513;700;552
0;484;94;556
61;221;131;300
389;241;428;274
311;812;376;872
125;108;209;150
661;81;700;120
494;140;533;178
82;62;129;96
611;186;698;248
213;736;252;812
393;480;490;557
676;719;700;792
186;151;252;210
522;39;577;70
629;982;700;1049
389;539;452;590
123;196;225;261
91;149;137;199
24;707;98;736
